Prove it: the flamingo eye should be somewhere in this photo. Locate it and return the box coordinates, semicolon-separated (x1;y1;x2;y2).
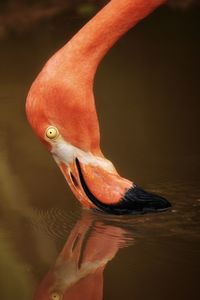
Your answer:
45;126;59;140
51;292;60;300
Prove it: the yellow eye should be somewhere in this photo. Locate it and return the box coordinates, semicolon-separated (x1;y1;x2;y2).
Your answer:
51;292;60;300
45;126;59;140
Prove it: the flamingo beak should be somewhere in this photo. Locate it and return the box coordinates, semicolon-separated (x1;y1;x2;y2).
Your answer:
55;153;171;214
50;136;171;214
58;159;94;209
75;159;171;214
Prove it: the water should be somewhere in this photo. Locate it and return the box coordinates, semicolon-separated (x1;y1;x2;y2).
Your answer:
0;4;200;300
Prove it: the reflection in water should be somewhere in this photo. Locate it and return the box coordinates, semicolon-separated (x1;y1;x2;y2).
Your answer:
34;211;133;300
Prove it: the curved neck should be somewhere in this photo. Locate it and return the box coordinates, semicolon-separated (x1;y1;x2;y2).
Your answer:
50;0;166;84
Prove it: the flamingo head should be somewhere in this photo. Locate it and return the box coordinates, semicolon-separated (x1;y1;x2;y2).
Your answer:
25;56;133;210
26;36;171;214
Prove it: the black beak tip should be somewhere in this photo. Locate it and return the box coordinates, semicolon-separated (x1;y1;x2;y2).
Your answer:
121;185;171;214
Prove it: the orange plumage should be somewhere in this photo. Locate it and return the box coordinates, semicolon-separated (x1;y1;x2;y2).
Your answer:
26;0;170;215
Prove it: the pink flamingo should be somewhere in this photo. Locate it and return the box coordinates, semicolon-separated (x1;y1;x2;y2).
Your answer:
26;0;171;215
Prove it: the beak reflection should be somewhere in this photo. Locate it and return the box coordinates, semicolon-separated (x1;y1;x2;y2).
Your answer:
34;211;133;300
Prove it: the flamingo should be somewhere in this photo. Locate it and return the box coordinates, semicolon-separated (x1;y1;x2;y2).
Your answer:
26;0;171;215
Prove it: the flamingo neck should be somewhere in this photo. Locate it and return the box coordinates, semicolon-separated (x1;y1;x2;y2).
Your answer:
47;0;166;85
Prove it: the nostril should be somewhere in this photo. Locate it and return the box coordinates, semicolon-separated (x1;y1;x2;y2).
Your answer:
70;172;79;188
72;234;80;252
